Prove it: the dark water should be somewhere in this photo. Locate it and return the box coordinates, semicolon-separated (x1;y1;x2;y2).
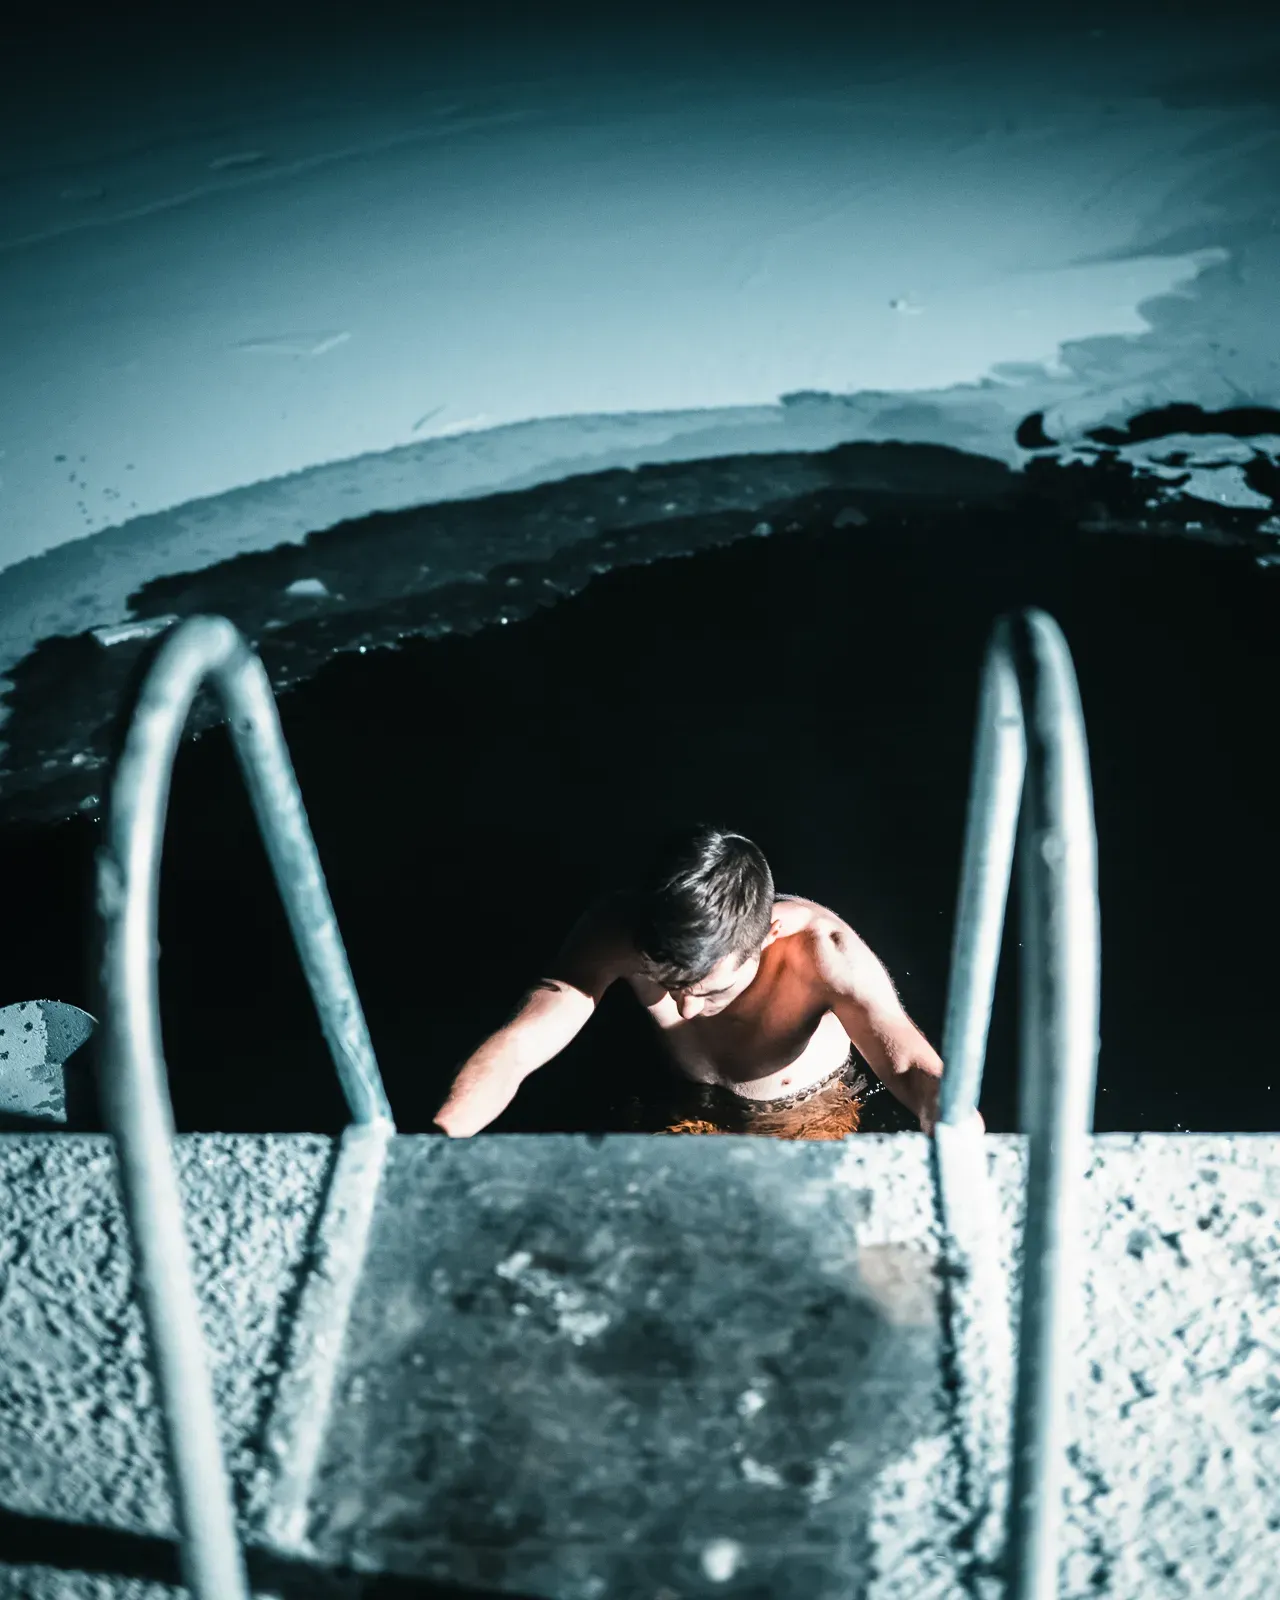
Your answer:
1;509;1277;1136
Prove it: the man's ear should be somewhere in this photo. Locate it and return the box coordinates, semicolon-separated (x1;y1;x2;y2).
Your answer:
762;919;782;948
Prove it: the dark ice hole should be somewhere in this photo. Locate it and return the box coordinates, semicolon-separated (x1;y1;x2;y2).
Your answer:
3;511;1277;1136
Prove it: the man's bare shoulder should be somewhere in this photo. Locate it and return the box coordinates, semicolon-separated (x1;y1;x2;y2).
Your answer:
776;894;857;944
780;898;884;986
775;893;839;924
541;894;645;999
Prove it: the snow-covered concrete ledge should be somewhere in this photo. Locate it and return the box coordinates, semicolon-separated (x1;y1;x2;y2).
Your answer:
0;1134;1275;1598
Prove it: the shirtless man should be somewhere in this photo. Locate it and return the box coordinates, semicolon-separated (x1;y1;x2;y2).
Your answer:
433;824;965;1140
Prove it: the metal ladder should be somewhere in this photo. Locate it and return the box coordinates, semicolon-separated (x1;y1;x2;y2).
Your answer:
95;607;1098;1600
96;615;394;1600
934;608;1101;1600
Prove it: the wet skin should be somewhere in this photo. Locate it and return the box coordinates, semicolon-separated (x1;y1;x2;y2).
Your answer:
434;893;954;1137
617;895;870;1099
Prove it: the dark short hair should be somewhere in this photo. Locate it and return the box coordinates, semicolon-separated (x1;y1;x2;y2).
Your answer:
627;824;775;986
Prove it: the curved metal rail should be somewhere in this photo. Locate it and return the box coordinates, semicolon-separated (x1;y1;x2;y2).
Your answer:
936;608;1101;1600
96;615;394;1600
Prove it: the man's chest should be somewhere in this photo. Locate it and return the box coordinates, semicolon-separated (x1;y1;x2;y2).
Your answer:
633;968;831;1067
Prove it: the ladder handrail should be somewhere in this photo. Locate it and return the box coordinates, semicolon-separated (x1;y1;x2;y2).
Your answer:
96;615;395;1600
92;606;1095;1599
937;608;1101;1600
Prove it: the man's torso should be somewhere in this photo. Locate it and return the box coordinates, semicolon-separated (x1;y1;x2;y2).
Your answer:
617;894;855;1100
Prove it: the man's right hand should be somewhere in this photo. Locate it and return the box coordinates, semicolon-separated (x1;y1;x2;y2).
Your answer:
431;978;598;1137
431;902;636;1137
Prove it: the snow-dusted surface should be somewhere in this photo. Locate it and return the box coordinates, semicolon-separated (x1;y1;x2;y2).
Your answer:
1;1133;1275;1596
860;1135;1280;1600
1001;1136;1280;1600
0;1135;332;1537
1;10;1278;678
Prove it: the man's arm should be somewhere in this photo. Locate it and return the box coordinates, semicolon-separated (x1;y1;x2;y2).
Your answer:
811;921;978;1135
432;907;629;1137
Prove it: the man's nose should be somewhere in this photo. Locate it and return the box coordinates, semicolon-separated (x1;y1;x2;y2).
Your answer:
676;994;704;1018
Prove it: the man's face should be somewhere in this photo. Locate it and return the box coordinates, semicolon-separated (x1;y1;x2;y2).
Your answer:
660;925;779;1019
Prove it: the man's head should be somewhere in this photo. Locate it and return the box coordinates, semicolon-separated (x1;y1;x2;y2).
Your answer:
628;825;779;1017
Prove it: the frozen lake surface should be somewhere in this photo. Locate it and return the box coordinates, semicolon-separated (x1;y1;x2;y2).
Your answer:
1;3;1277;673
